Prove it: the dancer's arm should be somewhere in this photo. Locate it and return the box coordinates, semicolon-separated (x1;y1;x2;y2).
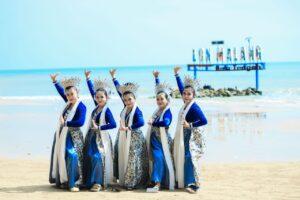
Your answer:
174;66;184;95
152;109;172;127
50;73;67;102
99;108;117;130
85;70;97;106
66;103;87;127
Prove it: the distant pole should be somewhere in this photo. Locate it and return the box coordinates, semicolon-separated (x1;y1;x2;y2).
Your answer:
192;49;197;79
245;37;252;63
245;37;251;49
255;68;259;90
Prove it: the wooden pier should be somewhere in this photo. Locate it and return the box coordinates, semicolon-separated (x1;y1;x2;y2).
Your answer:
187;62;266;91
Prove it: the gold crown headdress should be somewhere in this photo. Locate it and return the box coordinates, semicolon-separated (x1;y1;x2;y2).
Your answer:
61;76;81;90
94;78;112;93
184;75;201;90
155;82;172;96
118;82;139;96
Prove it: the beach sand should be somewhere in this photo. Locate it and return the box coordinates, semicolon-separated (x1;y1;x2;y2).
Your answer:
0;159;299;200
1;97;300;199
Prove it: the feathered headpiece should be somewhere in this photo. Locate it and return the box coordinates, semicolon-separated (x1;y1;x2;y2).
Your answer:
184;75;200;90
118;82;139;96
155;82;172;97
93;78;112;93
61;77;81;90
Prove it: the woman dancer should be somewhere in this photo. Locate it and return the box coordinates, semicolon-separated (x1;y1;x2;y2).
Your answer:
173;66;207;193
146;71;175;192
109;69;148;189
83;70;117;192
49;74;86;192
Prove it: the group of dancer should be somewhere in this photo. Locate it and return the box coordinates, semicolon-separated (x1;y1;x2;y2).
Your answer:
48;66;207;194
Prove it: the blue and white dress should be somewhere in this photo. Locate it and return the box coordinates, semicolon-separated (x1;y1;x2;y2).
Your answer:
49;81;86;189
112;78;149;189
83;79;117;188
173;74;207;188
146;77;175;190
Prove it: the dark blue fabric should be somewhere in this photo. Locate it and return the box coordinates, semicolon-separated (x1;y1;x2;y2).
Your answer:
174;75;208;127
150;130;167;183
84;133;103;188
54;81;67;102
86;79;97;105
152;108;172;128
92;107;117;131
65;133;80;188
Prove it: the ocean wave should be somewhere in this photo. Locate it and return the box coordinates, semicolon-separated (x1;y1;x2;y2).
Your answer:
1;88;300;103
0;95;101;101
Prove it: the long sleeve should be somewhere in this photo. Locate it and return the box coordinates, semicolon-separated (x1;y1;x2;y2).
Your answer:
175;74;184;95
53;81;67;102
112;78;123;102
99;108;117;130
188;103;207;127
130;107;144;129
152;109;172;127
87;79;97;106
66;103;87;127
155;77;160;85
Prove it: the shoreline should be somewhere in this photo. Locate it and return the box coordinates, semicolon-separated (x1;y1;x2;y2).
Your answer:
1;97;300;161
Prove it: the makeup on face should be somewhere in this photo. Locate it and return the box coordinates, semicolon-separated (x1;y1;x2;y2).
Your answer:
156;93;168;110
123;93;136;108
66;87;78;103
183;87;194;103
95;90;107;107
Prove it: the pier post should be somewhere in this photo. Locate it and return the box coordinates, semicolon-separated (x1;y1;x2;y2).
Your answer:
194;66;197;79
255;68;259;91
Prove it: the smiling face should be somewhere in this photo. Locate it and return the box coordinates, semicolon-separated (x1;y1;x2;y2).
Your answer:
156;92;169;110
183;86;195;104
65;86;79;104
95;90;108;107
123;92;136;108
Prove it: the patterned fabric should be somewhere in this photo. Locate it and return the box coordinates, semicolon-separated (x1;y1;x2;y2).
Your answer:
113;129;149;188
95;128;114;185
68;127;84;185
123;128;149;188
184;127;205;186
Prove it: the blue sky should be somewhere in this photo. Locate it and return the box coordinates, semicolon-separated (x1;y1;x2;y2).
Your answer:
0;0;299;69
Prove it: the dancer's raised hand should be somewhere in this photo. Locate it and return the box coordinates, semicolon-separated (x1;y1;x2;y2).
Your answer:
173;66;181;75
84;70;91;79
50;73;59;83
109;69;117;79
152;70;160;78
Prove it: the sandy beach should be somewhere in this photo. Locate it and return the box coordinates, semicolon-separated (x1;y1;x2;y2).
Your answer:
1;96;300;199
0;159;299;200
